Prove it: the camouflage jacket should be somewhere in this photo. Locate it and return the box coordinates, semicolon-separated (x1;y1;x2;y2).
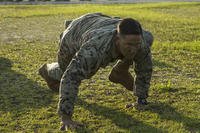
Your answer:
58;13;152;117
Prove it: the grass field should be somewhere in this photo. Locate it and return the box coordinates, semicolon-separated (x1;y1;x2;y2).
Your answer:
0;2;200;133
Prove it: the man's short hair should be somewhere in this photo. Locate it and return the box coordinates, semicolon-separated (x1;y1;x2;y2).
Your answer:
117;18;142;35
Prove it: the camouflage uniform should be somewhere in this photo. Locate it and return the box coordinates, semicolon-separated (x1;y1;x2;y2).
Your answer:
46;13;153;118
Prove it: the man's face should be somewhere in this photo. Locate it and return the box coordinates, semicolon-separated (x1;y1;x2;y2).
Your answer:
118;34;142;60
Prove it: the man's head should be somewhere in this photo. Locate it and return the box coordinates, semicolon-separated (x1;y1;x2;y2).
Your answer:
116;18;142;60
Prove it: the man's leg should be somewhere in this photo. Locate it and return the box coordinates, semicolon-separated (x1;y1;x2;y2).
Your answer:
39;28;74;92
39;46;74;92
109;60;135;91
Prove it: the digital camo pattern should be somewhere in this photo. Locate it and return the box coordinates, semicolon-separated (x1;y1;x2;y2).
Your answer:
46;13;153;117
134;43;152;98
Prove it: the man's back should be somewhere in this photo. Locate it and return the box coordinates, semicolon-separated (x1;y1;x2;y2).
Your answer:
60;13;121;51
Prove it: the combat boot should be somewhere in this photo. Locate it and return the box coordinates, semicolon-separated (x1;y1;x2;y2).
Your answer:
109;60;134;91
38;64;60;92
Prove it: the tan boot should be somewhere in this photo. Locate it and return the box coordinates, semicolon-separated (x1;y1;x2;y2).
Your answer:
109;60;134;91
39;64;60;92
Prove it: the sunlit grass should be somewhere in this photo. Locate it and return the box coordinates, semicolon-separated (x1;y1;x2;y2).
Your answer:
0;2;200;133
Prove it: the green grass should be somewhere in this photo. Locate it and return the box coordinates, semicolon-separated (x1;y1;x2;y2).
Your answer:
0;2;200;133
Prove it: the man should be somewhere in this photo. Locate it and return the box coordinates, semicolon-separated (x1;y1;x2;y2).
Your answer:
39;13;153;131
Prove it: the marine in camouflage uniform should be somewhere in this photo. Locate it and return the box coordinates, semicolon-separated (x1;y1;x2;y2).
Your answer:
39;13;153;130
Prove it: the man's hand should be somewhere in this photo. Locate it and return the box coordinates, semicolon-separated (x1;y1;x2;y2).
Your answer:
60;116;83;131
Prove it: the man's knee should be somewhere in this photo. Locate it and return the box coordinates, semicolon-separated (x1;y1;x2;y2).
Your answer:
109;60;134;91
57;50;74;72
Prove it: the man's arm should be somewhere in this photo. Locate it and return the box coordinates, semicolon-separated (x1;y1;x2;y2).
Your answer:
58;41;100;130
133;47;153;99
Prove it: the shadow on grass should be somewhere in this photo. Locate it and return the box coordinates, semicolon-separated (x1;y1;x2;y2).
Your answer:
76;98;162;133
153;59;175;68
0;57;53;116
147;102;200;132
